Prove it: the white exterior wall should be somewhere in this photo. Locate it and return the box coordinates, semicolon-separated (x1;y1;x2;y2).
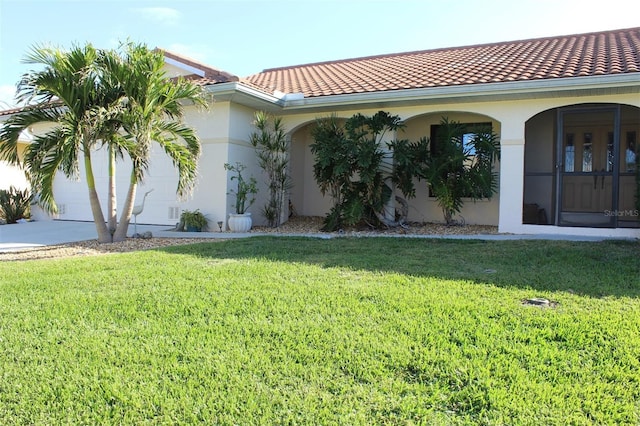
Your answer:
224;104;271;227
0;141;29;190
46;101;228;228
0;162;28;191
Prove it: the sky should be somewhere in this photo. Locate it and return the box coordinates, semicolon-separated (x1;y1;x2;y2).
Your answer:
0;0;639;108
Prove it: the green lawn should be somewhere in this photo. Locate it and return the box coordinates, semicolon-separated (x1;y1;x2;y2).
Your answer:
0;237;639;425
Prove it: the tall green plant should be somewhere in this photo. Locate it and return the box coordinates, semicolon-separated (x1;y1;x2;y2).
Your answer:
0;43;115;241
309;115;348;227
311;111;404;231
250;111;292;227
224;162;258;214
100;43;207;242
424;118;500;225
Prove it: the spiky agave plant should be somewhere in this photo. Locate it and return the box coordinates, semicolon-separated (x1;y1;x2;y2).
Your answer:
0;186;32;224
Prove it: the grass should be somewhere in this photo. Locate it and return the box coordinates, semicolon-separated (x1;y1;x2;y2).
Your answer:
0;237;639;425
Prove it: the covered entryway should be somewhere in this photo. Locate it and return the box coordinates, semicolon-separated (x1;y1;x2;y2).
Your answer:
524;103;639;229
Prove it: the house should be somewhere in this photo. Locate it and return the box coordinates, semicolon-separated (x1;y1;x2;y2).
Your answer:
2;27;639;238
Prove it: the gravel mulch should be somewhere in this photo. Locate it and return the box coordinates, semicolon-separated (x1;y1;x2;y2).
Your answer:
0;238;215;262
0;216;497;262
254;216;498;236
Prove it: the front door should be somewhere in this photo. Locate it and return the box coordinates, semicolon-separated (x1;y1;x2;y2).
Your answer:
557;107;618;227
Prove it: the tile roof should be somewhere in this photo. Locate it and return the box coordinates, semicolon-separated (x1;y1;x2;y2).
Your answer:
241;27;640;98
160;50;239;83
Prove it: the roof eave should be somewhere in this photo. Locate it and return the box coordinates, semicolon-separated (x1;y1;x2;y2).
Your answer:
204;82;284;112
279;74;640;111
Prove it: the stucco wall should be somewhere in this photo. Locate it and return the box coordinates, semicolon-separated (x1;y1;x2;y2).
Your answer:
41;101;226;227
290;124;332;217
0;142;28;191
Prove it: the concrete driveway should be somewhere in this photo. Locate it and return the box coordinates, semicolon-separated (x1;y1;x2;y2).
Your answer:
0;220;173;252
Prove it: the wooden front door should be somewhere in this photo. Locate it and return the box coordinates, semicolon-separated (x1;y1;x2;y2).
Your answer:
557;108;616;227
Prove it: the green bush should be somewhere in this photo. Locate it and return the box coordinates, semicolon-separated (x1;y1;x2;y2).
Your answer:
423;118;500;225
180;209;208;231
310;112;405;231
0;186;32;224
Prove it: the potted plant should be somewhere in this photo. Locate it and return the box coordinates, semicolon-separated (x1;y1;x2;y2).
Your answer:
224;162;258;232
180;209;208;232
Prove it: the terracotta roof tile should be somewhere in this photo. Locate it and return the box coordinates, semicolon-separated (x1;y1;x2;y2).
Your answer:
160;49;239;83
241;27;640;98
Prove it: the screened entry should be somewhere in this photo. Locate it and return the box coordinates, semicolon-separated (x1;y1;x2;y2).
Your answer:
524;104;639;228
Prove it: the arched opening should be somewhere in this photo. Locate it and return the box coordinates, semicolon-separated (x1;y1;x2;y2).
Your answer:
402;111;502;225
524;103;639;228
288;111;503;225
288;120;337;217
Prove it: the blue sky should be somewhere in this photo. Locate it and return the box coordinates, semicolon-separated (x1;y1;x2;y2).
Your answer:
1;0;638;107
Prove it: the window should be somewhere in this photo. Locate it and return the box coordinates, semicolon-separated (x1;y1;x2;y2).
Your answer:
429;121;494;198
430;122;492;155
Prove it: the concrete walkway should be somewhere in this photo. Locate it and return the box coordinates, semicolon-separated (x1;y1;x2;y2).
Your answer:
0;220;634;253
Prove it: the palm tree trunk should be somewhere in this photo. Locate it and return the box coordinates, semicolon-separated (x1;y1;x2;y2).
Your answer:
107;146;117;236
84;152;111;242
113;172;137;242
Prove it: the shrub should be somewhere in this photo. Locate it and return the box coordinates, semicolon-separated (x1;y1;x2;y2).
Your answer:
0;186;32;224
180;209;208;231
310;112;405;231
424;118;500;225
250;111;292;227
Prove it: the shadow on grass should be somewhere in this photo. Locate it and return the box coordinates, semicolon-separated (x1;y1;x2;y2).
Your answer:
160;236;640;298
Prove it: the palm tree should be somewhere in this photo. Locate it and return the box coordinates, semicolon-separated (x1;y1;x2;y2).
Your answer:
0;43;123;242
0;42;207;242
101;43;207;241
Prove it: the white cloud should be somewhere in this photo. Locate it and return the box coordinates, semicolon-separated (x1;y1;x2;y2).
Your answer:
136;7;181;26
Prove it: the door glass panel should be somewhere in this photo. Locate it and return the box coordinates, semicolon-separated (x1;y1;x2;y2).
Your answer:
564;133;575;172
582;133;592;172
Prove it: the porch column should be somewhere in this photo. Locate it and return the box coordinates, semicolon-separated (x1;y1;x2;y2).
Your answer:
498;122;526;233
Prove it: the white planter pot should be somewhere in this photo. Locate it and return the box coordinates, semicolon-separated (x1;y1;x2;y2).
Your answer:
228;213;252;232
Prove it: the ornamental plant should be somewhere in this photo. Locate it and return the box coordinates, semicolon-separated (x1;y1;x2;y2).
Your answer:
224;162;258;214
423;118;500;225
180;209;208;231
250;111;292;227
0;186;32;224
310;111;409;231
